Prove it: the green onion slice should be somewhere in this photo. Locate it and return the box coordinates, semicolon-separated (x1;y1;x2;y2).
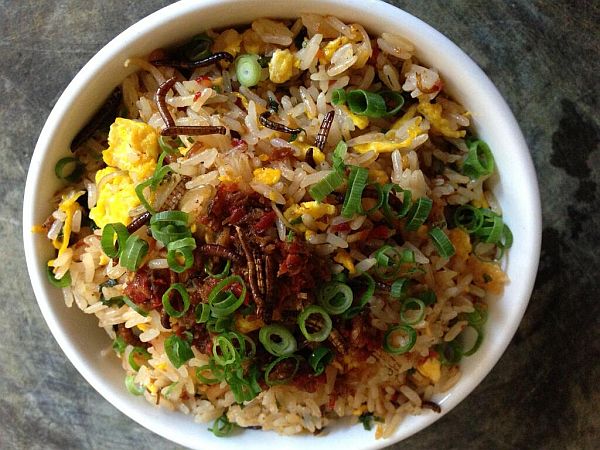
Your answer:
341;165;369;217
405;197;433;231
54;156;84;183
162;283;190;318
332;140;347;173
128;346;150;371
390;278;409;299
309;170;345;202
456;324;484;357
119;235;149;271
453;205;484;234
125;375;145;396
235;54;262;87
437;341;462;365
112;336;126;355
122;295;149;317
204;259;231;279
264;355;300;386
429;227;456;258
196;359;225;385
462;138;494;179
100;222;130;258
164;334;194;368
382;184;412;220
331;88;346;105
135;178;155;214
209;414;235;437
309;347;334;376
400;298;426;325
418;289;437;306
383;324;417;354
373;245;403;280
150;211;191;246
212;334;239;366
207;275;247;318
379;90;405;116
195;303;211;324
342;272;375;319
259;324;297;356
46;266;71;288
361;183;385;215
183;34;213;61
297;305;332;342
206;316;233;334
225;331;256;360
346;90;387;118
166;237;196;273
158;136;180;155
318;281;353;315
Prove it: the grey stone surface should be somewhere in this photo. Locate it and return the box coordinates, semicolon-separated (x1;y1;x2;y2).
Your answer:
1;0;598;449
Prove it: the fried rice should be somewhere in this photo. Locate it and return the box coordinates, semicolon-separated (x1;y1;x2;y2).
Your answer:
38;14;511;438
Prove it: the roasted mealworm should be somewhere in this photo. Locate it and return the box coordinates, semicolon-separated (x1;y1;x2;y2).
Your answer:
152;52;234;69
314;110;335;151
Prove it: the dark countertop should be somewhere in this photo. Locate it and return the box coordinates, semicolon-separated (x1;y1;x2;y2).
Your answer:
1;1;598;449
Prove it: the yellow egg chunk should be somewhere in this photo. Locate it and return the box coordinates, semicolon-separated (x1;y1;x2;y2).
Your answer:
284;201;336;222
334;250;356;274
253;167;281;185
322;36;350;62
417;357;441;383
268;49;295;84
213;28;242;57
102;118;159;183
417;100;466;138
89;167;140;229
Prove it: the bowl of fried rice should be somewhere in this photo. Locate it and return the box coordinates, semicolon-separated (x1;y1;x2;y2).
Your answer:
23;0;541;448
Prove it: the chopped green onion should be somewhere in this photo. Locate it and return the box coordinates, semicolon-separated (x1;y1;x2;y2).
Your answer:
122;295;149;317
225;331;256;360
125;375;145;396
264;355;300;386
54;156;84;183
332;140;347;173
259;324;297;356
162;283;190;318
151;210;189;225
456;324;484;356
309;170;345;202
151;152;173;189
341;165;369;217
112;336;126;355
204;259;231;279
373;245;403;280
429;227;456;258
499;224;513;249
297;305;332;342
453;205;484;233
465;304;488;327
318;281;353;315
164;334;194;368
383;324;417;354
418;289;437;306
100;223;129;258
390;278;410;299
128;346;150;371
46;266;71;288
308;347;333;375
405;197;433;231
346;90;387;118
158;136;181;155
379;90;405;116
361;183;384;215
212;334;239;366
235;54;262;87
358;412;382;431
207;275;246;318
119;235;149;271
400;298;426;325
135;178;155;214
342;272;375;319
462;138;494;179
183;34;213;61
382;184;412;220
206;316;233;333
195;303;211;323
437;340;462;365
166;237;196;273
196;360;225;385
150;211;191;245
209;414;235;437
331;88;346;105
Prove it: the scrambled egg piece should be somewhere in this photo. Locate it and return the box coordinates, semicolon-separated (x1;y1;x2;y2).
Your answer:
48;190;85;267
253;167;281;185
89;167;140;229
269;49;295;84
322;36;350;62
235;314;265;334
102;118;158;183
353;118;424;154
389;104;418;131
417;100;466;138
213;29;242;57
341;105;369;130
284;201;336;221
417;357;441;383
334;250;356;274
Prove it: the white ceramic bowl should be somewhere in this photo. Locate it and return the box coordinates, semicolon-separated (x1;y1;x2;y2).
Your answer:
23;0;542;448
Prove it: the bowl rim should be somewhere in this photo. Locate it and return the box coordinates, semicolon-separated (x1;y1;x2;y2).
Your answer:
23;0;541;448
